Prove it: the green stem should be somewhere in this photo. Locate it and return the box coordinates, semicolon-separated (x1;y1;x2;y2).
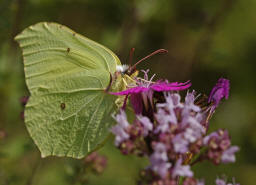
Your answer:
190;147;207;166
178;176;184;185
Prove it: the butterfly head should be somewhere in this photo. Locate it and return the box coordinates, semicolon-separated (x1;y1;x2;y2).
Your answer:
116;64;129;74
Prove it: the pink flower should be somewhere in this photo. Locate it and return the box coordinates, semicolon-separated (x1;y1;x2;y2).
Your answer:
203;129;239;164
111;110;130;146
111;70;191;114
208;78;230;113
172;158;193;178
137;115;153;136
216;177;240;185
111;81;191;96
221;146;239;163
149;142;172;178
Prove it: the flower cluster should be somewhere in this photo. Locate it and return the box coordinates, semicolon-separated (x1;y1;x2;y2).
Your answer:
67;152;107;184
216;177;240;185
83;152;107;174
203;129;239;165
111;71;239;185
208;78;230;113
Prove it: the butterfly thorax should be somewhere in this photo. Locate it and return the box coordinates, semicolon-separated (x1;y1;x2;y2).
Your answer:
110;70;139;108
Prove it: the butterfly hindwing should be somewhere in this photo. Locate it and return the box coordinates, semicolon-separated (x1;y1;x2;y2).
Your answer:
15;22;120;158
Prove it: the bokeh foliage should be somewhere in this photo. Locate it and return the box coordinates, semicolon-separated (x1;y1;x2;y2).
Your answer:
0;0;255;184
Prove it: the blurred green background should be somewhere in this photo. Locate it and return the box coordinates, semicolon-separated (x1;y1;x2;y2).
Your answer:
0;0;255;184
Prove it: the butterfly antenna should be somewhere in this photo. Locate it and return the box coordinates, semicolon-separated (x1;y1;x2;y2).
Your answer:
128;48;135;67
129;49;168;73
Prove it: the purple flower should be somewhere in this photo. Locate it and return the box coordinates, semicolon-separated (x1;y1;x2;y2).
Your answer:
151;81;192;92
154;93;182;133
172;158;193;178
84;152;107;174
150;142;168;162
183;116;205;142
157;93;183;110
203;129;239;164
172;115;205;154
208;78;230;112
137;115;153;136
221;146;239;163
111;111;130;146
172;134;189;154
184;91;201;112
154;90;206;154
183;178;205;185
167;93;184;109
111;81;191;96
113;110;130;128
130;93;143;115
112;80;190;114
216;177;240;185
203;132;219;145
149;161;172;178
154;109;176;133
216;178;226;185
111;70;191;114
149;142;172;178
181;91;202;128
203;129;231;150
184;126;201;143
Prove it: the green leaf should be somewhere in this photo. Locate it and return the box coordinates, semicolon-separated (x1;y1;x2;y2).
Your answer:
15;22;121;158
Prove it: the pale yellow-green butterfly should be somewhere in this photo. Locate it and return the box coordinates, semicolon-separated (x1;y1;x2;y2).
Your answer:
15;22;165;158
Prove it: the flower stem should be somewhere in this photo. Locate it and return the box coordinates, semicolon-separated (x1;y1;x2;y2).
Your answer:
178;176;184;185
190;147;207;166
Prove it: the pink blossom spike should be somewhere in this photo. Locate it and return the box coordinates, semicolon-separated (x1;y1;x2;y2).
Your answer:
208;78;230;111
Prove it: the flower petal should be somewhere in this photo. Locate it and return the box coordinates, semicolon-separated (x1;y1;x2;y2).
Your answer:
110;86;149;95
208;78;230;113
151;81;191;92
208;78;230;104
130;93;144;114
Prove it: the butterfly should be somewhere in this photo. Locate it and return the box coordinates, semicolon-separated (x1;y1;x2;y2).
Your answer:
15;22;137;158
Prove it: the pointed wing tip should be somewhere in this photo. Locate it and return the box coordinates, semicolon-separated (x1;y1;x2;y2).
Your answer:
14;22;60;40
14;31;25;42
14;35;19;42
